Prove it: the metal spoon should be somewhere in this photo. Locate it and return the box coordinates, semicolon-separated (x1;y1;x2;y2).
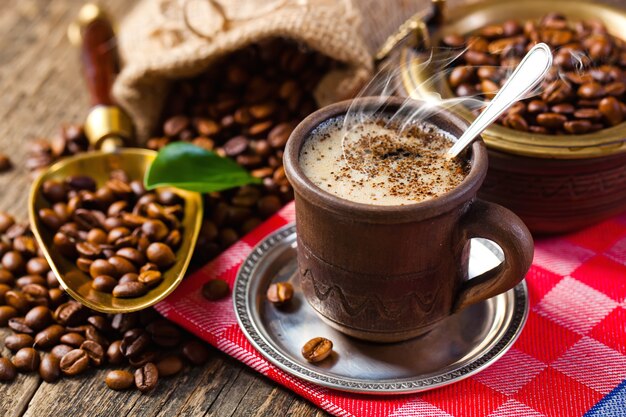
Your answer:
447;43;553;158
28;4;203;313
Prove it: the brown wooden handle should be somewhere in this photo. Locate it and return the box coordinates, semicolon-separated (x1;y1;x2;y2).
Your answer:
80;14;118;106
453;199;534;312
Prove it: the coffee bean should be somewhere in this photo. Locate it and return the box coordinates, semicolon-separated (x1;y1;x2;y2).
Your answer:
60;349;89;375
138;270;162;288
0;269;14;285
60;332;85;348
164;116;190;137
146;320;181;347
599;96;624;125
135;362;158;392
182;340;210;365
301;337;333;363
105;370;134;390
0;357;17;381
42;180;67;203
80;340;104;366
92;275;117;293
5;334;34;351
0;212;15;233
2;251;25;273
0;305;18;326
202;279;229;301
106;340;124;365
564;120;593;134
113;282;148;298
24;305;52;330
121;329;151;358
34;324;66;348
52;303;82;327
26;257;50;276
536;113;568;129
39;355;61;382
50;344;74;361
266;282;294;306
13;347;40;372
156;355;183;377
8;317;33;334
146;242;175;268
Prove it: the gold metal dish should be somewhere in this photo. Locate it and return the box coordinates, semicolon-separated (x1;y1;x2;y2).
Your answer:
390;0;626;159
29;150;203;313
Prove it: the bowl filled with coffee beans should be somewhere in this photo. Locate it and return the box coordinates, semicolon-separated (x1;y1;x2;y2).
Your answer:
389;0;626;233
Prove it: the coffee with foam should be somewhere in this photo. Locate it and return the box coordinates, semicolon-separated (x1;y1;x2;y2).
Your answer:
300;114;469;206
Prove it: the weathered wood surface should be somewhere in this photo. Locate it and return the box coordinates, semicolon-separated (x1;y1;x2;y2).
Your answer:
0;0;329;416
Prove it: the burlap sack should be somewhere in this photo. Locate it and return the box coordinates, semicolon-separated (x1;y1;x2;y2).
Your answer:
112;0;374;142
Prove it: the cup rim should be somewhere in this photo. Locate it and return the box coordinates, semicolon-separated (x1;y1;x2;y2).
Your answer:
283;96;488;223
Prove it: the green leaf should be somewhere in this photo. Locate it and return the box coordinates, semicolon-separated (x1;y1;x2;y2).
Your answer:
144;142;261;193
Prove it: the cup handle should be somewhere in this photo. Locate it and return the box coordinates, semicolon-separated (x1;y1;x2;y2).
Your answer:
453;199;534;312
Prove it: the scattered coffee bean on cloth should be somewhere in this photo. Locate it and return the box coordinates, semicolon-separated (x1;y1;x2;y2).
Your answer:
445;13;626;134
0;210;210;388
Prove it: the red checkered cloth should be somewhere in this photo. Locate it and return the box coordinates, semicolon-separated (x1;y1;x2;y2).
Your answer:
156;202;626;417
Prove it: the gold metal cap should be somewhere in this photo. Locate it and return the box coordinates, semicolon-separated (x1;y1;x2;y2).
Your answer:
84;105;134;149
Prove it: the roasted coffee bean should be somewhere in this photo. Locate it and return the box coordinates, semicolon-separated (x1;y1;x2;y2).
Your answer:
89;259;117;279
54;301;86;326
8;318;33;335
301;337;333;363
138;270;162;288
564;120;593;134
60;349;89;375
42;180;67;203
16;275;46;288
146;242;175;268
182;340;210;365
39;354;61;382
0;212;15;233
92;275;117;293
120;329;151;358
113;282;148;298
5;290;29;312
105;370;134;390
135;362;158;392
0;357;17;381
2;251;25;273
128;350;159;368
24;305;53;330
13;347;40;372
0;305;18;326
5;334;34;351
80;340;104;366
26;257;50;276
0;269;14;285
146;320;181;347
599;96;624;125
202;279;229;301
50;344;74;361
536;113;567;129
266;282;294;306
107;340;124;364
34;324;65;348
60;332;85;348
156;355;183;377
118;273;139;284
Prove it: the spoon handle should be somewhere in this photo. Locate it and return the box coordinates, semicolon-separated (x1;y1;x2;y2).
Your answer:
447;43;553;158
76;5;119;107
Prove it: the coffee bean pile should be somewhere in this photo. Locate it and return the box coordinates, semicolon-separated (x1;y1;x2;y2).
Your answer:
444;13;626;134
25;39;333;266
38;171;184;299
0;211;211;388
153;39;333;264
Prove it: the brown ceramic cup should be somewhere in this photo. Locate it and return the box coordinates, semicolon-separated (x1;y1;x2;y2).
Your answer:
283;97;534;343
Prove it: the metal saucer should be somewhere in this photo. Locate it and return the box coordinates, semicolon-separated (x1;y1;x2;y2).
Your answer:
234;224;529;394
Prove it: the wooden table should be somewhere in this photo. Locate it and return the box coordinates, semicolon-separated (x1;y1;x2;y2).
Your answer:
0;0;328;415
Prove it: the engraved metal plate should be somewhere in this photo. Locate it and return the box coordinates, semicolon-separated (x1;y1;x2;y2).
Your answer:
234;224;529;394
